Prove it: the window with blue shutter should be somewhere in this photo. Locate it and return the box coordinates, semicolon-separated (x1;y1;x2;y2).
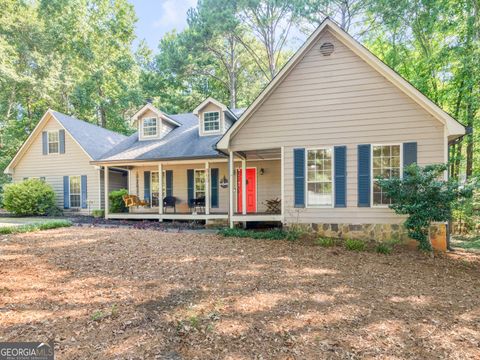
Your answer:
165;170;173;197
42;132;48;155
293;148;305;208
59;129;66;154
334;146;347;207
211;168;219;208
403;142;417;171
144;171;151;203
63;176;69;209
357;144;371;207
81;175;87;208
187;169;194;204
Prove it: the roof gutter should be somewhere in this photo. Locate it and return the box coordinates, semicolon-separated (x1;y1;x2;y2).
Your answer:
90;154;227;166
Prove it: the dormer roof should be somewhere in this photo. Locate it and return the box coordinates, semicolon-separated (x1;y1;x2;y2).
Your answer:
131;103;181;127
193;97;237;119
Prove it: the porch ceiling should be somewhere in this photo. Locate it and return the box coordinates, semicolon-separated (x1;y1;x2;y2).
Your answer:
241;148;281;160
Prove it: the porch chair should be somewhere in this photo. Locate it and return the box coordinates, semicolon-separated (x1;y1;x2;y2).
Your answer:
163;196;177;213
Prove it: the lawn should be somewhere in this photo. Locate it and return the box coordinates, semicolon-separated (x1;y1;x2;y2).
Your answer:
1;228;479;359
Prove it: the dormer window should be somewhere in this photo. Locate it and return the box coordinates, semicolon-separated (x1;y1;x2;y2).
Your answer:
143;118;157;137
203;111;220;133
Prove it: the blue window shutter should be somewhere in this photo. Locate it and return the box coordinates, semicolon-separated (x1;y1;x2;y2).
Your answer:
63;176;69;209
334;146;347;207
293;148;305;208
211;168;219;208
357;144;371;207
42;131;48;155
81;175;87;208
59;129;65;154
187;169;194;203
144;171;151;202
403;142;417;169
165;170;173;197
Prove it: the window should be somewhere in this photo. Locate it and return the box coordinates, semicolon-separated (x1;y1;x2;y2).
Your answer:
151;171;167;207
372;144;401;206
69;176;81;208
143;118;157;137
203;112;220;132
306;148;333;206
194;169;206;199
48;131;59;154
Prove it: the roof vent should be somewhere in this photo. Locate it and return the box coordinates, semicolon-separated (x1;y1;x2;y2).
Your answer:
320;42;334;56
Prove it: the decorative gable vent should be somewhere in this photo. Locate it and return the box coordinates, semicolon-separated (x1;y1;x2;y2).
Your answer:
320;42;334;56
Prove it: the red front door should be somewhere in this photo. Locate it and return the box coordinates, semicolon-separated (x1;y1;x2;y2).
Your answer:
237;168;257;213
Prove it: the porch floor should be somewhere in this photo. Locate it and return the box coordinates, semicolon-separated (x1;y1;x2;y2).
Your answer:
106;212;282;222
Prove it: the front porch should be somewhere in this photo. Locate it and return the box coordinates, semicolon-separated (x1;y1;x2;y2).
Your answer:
101;148;283;224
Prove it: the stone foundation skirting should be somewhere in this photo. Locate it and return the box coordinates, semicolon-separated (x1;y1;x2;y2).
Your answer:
306;223;447;251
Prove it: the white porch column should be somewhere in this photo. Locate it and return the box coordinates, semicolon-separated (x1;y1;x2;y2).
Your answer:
281;146;285;223
229;151;234;228
205;161;210;215
241;159;247;215
158;163;164;215
104;166;109;219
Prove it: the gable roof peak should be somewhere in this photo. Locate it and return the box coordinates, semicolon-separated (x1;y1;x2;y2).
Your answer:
217;17;465;150
131;103;181;127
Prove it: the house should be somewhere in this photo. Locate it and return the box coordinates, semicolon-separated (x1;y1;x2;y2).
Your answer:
5;19;465;243
4;110;128;214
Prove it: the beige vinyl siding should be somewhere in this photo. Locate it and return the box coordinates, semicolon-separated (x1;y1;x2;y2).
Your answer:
11;115;101;214
126;160;280;214
229;29;445;224
198;103;226;136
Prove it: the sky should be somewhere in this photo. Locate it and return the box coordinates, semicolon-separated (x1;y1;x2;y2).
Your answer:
130;0;198;50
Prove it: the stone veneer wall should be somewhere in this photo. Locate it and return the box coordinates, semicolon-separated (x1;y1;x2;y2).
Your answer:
309;223;448;251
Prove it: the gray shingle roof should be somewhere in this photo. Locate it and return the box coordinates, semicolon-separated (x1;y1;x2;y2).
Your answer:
98;113;226;162
51;111;127;160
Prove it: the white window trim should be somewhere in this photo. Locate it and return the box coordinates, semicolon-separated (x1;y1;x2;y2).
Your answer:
194;169;207;199
69;175;82;209
203;111;221;134
142;117;159;138
305;147;335;208
47;130;60;154
370;143;403;208
150;170;166;208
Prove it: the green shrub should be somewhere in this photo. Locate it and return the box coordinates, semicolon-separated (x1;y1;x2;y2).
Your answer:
3;179;56;215
108;189;128;213
91;209;105;218
345;239;366;251
218;227;287;240
0;219;72;235
377;164;475;251
375;243;392;254
315;237;336;247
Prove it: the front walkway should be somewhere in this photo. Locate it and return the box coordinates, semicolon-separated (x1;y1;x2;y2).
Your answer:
0;216;65;227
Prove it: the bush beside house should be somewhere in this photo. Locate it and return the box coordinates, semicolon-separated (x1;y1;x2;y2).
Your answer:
3;179;59;216
109;189;128;213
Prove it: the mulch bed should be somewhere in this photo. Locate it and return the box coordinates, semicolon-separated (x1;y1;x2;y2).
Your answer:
69;216;204;231
1;228;479;359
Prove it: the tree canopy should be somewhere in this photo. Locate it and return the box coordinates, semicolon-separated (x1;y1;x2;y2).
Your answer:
0;0;479;192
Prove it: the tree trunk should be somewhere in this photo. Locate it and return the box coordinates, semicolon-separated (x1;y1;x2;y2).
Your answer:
98;87;106;128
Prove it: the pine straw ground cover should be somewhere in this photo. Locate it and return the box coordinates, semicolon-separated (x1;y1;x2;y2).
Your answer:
0;228;479;359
